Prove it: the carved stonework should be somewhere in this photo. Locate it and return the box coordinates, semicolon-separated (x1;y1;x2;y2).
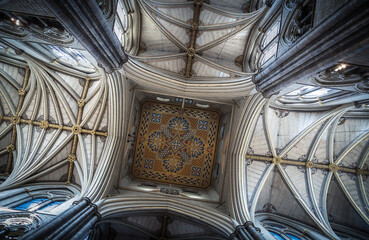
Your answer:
186;19;204;38
179;68;196;77
281;0;313;46
246;148;254;165
274;108;290;118
261;203;277;214
35;116;57;133
235;55;244;68
138;41;147;54
315;69;362;85
160;187;180;195
338;117;346;125
297;155;317;174
0;16;75;46
355;80;369;93
0;212;41;239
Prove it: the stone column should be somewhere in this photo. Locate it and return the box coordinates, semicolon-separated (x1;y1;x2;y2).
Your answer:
230;222;265;240
244;221;265;240
41;0;128;73
19;198;100;240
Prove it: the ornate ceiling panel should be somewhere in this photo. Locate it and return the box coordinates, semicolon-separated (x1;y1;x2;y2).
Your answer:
132;101;220;188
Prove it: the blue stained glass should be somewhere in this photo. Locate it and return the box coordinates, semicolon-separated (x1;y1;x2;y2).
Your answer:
38;201;63;212
287;234;300;240
270;232;285;240
14;198;48;210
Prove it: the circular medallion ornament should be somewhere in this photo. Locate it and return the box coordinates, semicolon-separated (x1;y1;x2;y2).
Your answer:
77;99;85;107
11;116;21;125
306;161;314;168
18;89;26;96
187;47;195;57
273;156;282;165
40;120;49;129
6;144;15;152
68;154;76;162
329;163;339;172
72;125;82;135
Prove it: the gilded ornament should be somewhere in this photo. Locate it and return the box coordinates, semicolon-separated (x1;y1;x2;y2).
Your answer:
72;125;82;135
40;120;49;129
77;99;85;107
273;156;282;165
306;161;314;168
18;88;26;96
187;47;195;57
329;163;338;172
11;115;21;124
6;144;15;152
68;154;76;162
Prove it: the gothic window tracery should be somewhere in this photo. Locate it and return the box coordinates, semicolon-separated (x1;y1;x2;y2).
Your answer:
261;18;281;66
13;198;49;211
263;221;305;240
277;85;346;105
114;0;128;45
47;45;92;66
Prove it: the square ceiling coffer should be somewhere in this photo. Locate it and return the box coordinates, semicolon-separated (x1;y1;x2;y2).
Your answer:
132;101;220;189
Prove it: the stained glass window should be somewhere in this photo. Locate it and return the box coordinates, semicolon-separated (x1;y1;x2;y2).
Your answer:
270;231;284;240
261;18;281;66
38;201;63;212
114;0;127;44
287;234;300;240
13;198;48;211
48;45;91;65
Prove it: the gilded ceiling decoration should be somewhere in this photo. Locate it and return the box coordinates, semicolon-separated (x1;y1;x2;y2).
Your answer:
132;101;220;188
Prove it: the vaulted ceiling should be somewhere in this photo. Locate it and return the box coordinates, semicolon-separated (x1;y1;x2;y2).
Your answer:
0;0;368;239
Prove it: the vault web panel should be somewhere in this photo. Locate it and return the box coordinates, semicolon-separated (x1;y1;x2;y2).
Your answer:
132;101;220;189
